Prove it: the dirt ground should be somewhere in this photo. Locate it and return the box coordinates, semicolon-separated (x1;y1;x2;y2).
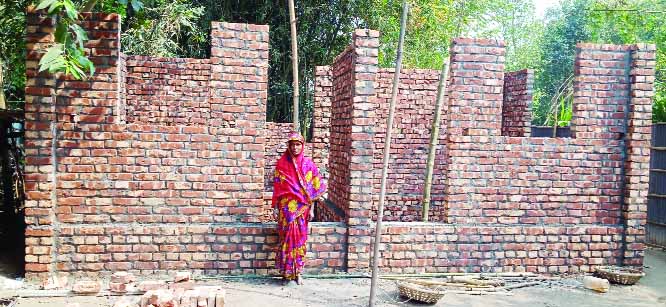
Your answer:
2;248;665;307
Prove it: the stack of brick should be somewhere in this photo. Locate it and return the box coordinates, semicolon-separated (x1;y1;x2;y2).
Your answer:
140;287;226;307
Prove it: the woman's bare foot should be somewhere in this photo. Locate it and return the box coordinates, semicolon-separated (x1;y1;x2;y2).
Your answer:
295;275;304;285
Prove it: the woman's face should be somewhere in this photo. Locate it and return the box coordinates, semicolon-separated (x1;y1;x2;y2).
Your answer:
288;141;303;156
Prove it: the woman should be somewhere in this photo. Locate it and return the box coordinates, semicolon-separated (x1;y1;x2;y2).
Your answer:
272;132;326;285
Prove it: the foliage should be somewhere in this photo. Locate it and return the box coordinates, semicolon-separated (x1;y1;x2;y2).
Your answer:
531;0;591;125
120;0;205;57
0;0;30;107
586;0;666;123
366;0;541;70
35;0;96;79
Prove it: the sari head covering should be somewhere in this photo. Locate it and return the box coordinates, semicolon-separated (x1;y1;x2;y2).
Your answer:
272;131;326;280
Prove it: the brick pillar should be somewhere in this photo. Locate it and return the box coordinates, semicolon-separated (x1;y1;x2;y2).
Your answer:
346;29;379;271
312;66;332;179
571;44;632;140
23;9;122;281
446;38;505;138
209;22;269;222
502;69;533;137
622;43;656;267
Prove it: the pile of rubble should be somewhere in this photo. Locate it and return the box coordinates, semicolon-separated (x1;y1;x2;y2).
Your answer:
51;271;226;307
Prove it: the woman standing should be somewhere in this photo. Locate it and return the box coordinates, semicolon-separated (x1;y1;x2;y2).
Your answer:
272;132;326;285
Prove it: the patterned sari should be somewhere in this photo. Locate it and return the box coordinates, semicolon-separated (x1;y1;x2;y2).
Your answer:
272;132;327;280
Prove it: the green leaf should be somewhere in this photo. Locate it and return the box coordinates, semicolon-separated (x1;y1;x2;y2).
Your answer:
130;0;143;11
76;54;94;76
69;24;88;49
46;56;66;73
62;0;78;19
47;0;63;14
38;45;64;71
70;63;85;79
54;22;67;43
35;0;57;11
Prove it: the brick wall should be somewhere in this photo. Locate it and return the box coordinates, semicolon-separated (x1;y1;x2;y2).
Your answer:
52;223;346;275
375;223;623;274
312;66;333;180
125;57;212;126
372;69;447;222
319;37;653;274
328;47;354;220
24;10;654;279
502;69;533;137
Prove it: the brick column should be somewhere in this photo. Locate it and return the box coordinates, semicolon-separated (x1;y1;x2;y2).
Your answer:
571;44;632;140
209;22;269;222
502;69;533;137
346;29;379;271
312;66;332;180
23;9;122;281
446;38;505;138
622;43;656;267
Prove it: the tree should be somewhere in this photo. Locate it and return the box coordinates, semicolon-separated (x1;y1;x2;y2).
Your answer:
0;0;30;108
531;0;591;125
120;0;205;57
586;0;666;122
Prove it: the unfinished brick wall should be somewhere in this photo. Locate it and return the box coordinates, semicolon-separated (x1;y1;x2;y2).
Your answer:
372;69;448;222
502;69;533;137
23;10;348;281
24;10;654;279
321;36;653;273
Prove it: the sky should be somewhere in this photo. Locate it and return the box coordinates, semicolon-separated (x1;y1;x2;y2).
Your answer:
534;0;561;18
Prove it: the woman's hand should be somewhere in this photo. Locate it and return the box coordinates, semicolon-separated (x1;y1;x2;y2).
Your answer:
309;208;315;221
272;208;279;221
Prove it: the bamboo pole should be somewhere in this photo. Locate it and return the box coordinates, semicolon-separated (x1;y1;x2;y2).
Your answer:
0;60;6;109
369;2;408;306
288;0;300;132
421;60;450;221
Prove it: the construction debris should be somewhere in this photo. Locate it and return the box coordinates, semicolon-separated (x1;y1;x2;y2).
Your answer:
110;272;138;294
71;280;101;295
138;280;167;292
138;287;225;307
174;272;191;283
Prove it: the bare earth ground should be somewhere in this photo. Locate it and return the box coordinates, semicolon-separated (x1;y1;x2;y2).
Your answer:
2;248;665;307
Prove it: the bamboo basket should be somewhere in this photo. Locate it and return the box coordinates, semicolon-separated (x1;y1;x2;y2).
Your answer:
595;266;645;285
396;281;446;304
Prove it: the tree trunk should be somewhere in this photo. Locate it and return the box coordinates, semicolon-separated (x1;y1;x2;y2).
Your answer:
369;2;408;306
421;60;450;221
0;60;6;109
288;0;300;132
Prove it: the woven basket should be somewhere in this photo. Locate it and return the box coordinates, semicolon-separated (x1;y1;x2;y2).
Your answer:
595;266;645;285
396;281;446;304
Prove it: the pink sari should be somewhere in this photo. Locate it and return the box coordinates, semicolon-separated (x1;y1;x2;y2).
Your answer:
272;132;326;280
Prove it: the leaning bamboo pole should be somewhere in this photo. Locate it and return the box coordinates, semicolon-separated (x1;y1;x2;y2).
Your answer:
288;0;300;132
421;60;450;221
368;2;408;306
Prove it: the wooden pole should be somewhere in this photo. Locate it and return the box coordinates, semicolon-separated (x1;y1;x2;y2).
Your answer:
421;60;450;221
368;1;408;306
288;0;300;132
